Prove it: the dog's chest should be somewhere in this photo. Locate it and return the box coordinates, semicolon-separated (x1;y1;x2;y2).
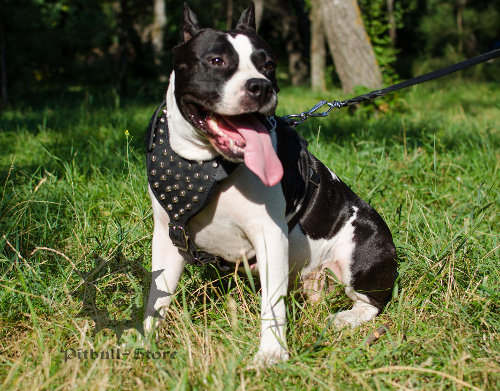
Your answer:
186;165;286;262
188;212;255;262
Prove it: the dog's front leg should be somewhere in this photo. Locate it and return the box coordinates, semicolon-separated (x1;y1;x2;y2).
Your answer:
144;193;185;335
250;225;289;365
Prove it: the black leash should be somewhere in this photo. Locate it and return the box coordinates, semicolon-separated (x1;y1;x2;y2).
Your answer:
283;48;500;126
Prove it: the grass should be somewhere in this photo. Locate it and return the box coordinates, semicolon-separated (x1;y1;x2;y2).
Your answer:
0;78;498;390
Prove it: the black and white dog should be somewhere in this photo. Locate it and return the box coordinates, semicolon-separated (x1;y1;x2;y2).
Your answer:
144;3;397;365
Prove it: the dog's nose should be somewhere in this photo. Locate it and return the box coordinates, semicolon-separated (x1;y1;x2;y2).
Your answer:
245;78;273;103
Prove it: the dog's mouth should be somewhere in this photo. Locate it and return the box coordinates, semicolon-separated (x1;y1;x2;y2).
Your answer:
183;102;283;187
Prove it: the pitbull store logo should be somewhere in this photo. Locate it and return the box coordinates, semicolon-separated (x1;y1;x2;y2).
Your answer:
71;250;169;340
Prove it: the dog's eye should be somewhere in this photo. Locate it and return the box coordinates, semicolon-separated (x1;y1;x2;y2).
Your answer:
263;61;276;71
209;57;225;67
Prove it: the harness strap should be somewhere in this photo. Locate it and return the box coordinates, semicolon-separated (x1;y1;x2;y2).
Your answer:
286;166;320;232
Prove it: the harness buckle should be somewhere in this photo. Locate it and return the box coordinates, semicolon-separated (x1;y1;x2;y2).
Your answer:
168;224;189;252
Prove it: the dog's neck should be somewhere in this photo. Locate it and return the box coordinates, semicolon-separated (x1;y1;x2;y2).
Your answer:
166;72;218;161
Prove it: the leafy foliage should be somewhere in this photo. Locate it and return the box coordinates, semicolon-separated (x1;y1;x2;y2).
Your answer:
359;0;418;83
1;0;498;100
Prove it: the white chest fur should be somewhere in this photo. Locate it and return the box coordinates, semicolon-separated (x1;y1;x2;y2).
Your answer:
187;164;287;262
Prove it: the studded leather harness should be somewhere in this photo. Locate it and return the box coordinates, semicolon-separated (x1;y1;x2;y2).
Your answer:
146;100;320;268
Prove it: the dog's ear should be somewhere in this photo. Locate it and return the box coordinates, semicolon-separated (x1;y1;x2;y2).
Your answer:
182;3;202;42
235;2;256;31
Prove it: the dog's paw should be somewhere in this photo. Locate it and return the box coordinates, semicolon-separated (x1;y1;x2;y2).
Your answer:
143;316;155;335
252;348;289;367
331;310;364;328
143;306;168;335
330;303;379;329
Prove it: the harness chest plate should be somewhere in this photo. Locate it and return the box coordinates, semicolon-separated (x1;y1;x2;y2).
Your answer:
146;101;238;265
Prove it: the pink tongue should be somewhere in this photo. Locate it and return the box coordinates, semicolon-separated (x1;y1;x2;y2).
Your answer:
223;115;283;187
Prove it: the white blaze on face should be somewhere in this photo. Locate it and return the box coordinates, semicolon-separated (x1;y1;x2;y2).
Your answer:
214;34;273;115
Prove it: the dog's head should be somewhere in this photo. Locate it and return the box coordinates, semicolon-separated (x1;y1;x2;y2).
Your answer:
171;3;283;187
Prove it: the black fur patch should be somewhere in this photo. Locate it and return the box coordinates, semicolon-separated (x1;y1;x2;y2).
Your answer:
274;120;398;308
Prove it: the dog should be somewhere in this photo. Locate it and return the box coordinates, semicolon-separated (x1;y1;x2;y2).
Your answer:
144;3;397;365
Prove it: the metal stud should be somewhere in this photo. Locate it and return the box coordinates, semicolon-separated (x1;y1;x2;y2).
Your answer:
204;175;209;180
160;194;166;200
153;182;159;188
179;208;185;215
177;162;182;168
160;162;165;168
160;118;165;123
162;149;167;155
186;203;192;210
152;143;156;149
185;176;190;183
175;173;181;180
180;190;186;197
159;138;164;144
194;173;200;179
160;175;166;181
151;156;156;162
169;156;174;162
167;204;173;211
193;196;199;202
198;187;204;192
173;214;179;220
162;108;167;114
173;184;179;190
166;169;172;176
173;197;178;203
159;128;164;135
187;184;193;190
150;169;157;176
198;161;204;165
212;162;218;168
166;186;172;192
187;164;192;170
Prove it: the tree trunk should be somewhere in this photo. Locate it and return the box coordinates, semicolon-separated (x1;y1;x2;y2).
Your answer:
226;0;233;29
310;0;326;91
0;16;7;108
254;0;264;31
257;0;309;86
151;0;166;63
321;0;382;93
457;0;467;53
118;0;129;96
387;0;396;45
284;0;309;86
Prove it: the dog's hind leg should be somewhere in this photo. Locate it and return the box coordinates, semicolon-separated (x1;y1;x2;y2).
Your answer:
303;208;398;328
332;232;397;329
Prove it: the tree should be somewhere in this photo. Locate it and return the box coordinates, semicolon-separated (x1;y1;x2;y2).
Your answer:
118;0;130;96
265;0;309;86
321;0;383;93
387;0;396;44
151;0;166;64
0;16;7;107
310;0;326;91
254;0;264;31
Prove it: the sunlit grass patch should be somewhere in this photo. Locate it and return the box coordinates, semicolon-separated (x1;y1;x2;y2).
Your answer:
0;79;498;390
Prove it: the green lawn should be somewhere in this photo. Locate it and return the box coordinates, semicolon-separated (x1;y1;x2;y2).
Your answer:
0;79;498;390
